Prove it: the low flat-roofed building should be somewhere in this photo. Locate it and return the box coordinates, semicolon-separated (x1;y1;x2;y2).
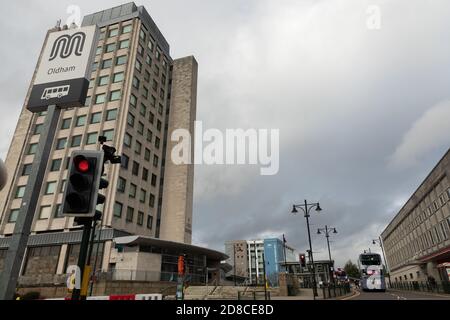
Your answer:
381;149;450;285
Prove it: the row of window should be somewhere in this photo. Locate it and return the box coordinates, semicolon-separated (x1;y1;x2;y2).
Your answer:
117;175;157;206
27;129;115;156
113;202;153;229
388;217;450;267
386;187;450;250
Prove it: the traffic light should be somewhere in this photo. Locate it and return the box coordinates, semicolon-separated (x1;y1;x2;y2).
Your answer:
62;151;104;218
300;254;306;268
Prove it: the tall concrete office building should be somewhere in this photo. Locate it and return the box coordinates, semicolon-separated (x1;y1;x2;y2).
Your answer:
0;3;196;281
381;149;450;285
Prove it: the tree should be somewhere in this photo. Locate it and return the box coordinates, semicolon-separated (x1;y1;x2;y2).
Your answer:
344;260;361;279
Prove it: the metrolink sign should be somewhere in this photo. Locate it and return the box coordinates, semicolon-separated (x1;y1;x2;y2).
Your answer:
28;25;99;112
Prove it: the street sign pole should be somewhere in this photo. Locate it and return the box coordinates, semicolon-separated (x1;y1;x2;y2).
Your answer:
0;105;61;300
71;219;93;300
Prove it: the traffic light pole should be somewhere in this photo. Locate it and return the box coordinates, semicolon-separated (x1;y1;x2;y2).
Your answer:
0;105;61;300
71;219;93;300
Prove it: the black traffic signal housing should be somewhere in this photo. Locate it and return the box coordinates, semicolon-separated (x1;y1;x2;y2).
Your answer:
300;254;307;268
62;151;104;218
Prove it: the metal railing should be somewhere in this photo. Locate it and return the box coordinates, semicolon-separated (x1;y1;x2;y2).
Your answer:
390;281;450;294
238;290;271;301
321;283;352;299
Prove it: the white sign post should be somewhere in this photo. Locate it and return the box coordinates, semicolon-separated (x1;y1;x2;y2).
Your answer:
0;25;99;301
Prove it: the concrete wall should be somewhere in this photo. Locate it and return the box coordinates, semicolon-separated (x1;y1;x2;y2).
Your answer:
160;56;197;245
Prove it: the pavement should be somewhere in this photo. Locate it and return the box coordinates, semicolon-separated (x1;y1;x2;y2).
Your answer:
345;289;450;300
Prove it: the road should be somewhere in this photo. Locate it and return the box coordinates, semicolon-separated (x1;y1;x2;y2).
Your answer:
347;289;450;300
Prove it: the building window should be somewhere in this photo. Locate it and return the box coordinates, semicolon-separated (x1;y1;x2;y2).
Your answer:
33;124;44;135
140;189;147;203
105;43;116;53
50;159;62;172
132;161;140;176
71;135;82;148
108;28;119;37
102;59;113;69
22;164;32;176
54;204;63;218
147;215;153;230
132;77;140;89
127;113;135;127
146;129;153;143
157;120;162;132
96;46;102;55
137;122;144;135
155;137;160;150
144;148;151;161
61;118;72;130
15;186;26;199
76;115;87;127
90;112;102;124
122;25;132;34
56;138;67;150
124;133;132;148
113;72;124;83
135;59;143;72
137;212;144;226
98;75;109;86
39;206;52;220
130;95;138;109
28;143;38;155
126;207;134;223
139;28;146;41
140;104;147;116
60;180;66;194
86;132;98;145
106;109;118;121
114;202;123;218
149;194;155;208
95;93;106;104
110;90;121;101
84;96;92;107
9;209;20;223
135;141;142;155
144;70;150;82
148;41;154;52
45;181;57;195
116;55;128;66
129;184;137;199
121;154;129;170
117;177;126;193
119;39;130;49
142;168;149;181
151;174;157;187
153;155;159;168
103;129;114;142
149;112;155;125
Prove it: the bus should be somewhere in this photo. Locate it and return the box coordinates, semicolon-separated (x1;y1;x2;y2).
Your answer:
358;253;386;292
41;85;70;100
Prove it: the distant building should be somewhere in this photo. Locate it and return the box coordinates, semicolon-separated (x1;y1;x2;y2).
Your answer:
225;238;299;287
381;148;450;285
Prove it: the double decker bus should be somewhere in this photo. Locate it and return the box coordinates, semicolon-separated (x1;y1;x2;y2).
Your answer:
359;253;386;292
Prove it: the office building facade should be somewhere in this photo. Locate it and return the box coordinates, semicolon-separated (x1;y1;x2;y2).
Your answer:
225;238;298;287
381;149;450;284
0;3;197;285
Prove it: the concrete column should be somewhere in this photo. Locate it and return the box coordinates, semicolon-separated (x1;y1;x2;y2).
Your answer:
56;244;68;274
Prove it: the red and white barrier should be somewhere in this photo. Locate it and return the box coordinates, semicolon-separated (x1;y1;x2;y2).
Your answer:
46;294;163;301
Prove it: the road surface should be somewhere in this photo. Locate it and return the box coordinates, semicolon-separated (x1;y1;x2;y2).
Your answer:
346;289;450;300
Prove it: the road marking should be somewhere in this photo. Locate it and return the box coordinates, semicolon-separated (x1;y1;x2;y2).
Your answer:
341;290;361;300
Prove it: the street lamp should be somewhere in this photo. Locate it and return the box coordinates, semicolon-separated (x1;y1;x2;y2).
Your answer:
291;200;322;299
372;237;391;286
317;226;338;284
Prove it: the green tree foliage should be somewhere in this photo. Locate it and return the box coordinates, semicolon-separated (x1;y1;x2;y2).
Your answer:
344;260;361;279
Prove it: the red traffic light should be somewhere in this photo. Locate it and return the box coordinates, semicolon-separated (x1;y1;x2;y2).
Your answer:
74;156;90;173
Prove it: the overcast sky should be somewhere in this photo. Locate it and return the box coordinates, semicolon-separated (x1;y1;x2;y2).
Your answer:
1;0;450;267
